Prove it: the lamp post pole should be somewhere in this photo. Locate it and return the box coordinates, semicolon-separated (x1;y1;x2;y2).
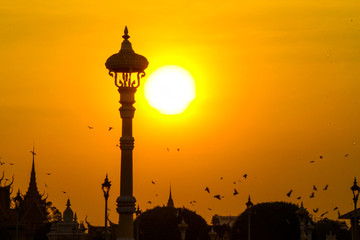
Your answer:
351;178;360;240
246;196;254;240
14;190;22;240
102;174;111;240
105;26;148;240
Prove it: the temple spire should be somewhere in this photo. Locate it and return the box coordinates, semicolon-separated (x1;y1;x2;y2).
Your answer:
167;185;174;208
27;145;39;196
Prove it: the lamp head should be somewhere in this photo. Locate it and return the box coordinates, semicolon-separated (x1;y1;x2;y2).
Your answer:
102;174;111;197
105;26;149;88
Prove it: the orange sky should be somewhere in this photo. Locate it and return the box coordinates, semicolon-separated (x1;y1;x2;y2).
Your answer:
1;0;360;226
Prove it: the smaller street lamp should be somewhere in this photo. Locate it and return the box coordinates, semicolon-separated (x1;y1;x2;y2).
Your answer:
135;205;142;240
246;196;254;240
102;174;111;240
14;189;22;240
351;178;360;240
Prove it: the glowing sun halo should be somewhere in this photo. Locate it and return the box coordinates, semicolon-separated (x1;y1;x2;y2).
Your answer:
144;65;196;115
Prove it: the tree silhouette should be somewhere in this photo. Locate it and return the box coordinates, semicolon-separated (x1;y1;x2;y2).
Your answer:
231;201;303;240
134;206;210;240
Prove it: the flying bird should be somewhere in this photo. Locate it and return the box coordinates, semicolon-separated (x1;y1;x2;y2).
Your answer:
214;195;221;200
233;181;236;184
323;184;328;190
243;174;247;179
177;148;180;151
45;184;48;188
313;208;319;213
62;191;66;194
233;189;239;196
310;161;315;163
297;196;301;200
108;127;113;131
310;192;315;198
208;208;212;210
320;155;323;159
46;173;51;175
151;181;155;185
9;163;14;165
313;185;317;191
147;201;151;204
88;126;94;129
333;207;338;210
345;153;349;157
286;190;293;197
321;211;328;217
205;187;210;193
220;177;223;180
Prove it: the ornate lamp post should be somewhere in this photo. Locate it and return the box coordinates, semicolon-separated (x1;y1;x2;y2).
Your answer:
105;26;149;240
351;178;360;240
102;174;111;240
14;189;22;240
246;195;254;240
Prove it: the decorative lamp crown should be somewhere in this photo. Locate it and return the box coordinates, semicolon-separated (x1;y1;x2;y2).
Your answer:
105;26;149;88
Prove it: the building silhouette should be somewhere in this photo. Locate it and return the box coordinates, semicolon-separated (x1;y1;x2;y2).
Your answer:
0;153;52;239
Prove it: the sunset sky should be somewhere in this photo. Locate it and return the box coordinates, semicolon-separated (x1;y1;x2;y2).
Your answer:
1;0;360;226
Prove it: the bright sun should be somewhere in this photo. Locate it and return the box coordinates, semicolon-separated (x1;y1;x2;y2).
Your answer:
144;65;196;115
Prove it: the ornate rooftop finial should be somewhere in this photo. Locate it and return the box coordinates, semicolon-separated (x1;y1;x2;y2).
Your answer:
123;26;130;40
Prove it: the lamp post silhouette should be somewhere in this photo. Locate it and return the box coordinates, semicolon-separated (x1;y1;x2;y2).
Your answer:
246;196;254;240
351;178;360;240
14;190;22;240
105;26;149;240
102;174;111;240
135;205;142;240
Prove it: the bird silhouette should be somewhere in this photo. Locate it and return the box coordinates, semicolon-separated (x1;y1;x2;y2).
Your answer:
108;127;113;131
45;184;48;188
208;208;212;210
310;161;315;163
233;181;236;184
345;153;350;157
321;211;328;217
234;189;239;196
313;185;317;191
297;196;301;200
147;201;151;204
62;191;66;194
243;174;247;179
177;148;180;151
333;207;338;210
151;181;155;185
0;162;4;165
220;177;223;180
313;208;319;213
46;173;51;175
310;192;315;198
9;163;14;165
88;126;94;129
286;190;293;197
205;187;210;193
320;155;323;159
323;184;328;190
214;195;221;200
